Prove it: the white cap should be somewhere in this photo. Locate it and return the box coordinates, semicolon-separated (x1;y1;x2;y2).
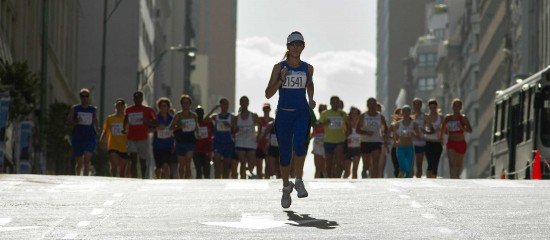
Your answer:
287;32;305;44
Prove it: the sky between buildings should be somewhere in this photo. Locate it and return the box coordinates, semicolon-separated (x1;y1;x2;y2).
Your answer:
236;0;377;114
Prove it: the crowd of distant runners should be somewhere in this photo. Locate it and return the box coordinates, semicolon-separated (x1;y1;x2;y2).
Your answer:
67;31;471;208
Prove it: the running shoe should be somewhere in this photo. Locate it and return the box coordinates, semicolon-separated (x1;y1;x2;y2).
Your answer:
361;170;368;179
281;181;294;208
398;171;405;178
294;179;308;198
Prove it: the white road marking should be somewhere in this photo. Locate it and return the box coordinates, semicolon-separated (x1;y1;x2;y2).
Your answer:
113;193;123;198
0;181;22;192
472;180;531;188
138;186;185;191
438;227;454;234
0;226;44;232
410;201;423;208
308;182;356;189
398;195;410;199
62;233;78;239
138;181;187;191
40;217;66;239
90;208;104;215
76;221;91;227
390;180;442;188
202;213;323;230
225;181;269;190
388;188;400;192
0;218;12;226
421;213;436;219
103;200;115;206
44;181;106;193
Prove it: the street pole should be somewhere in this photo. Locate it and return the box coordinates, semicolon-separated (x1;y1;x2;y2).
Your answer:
39;0;48;161
99;0;108;126
183;0;193;97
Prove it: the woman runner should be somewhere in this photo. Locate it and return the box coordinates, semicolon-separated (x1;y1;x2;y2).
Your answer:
392;105;420;178
265;31;315;208
441;98;472;179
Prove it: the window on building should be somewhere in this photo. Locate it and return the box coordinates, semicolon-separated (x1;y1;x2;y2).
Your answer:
418;53;437;67
417;77;436;91
427;53;436;66
418;54;427;67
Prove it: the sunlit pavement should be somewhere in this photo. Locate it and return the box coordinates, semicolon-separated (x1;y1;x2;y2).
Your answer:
1;174;549;239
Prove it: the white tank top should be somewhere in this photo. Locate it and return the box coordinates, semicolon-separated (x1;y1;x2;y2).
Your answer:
397;120;414;137
269;132;278;147
424;114;442;142
412;112;426;146
347;127;362;148
361;113;383;143
235;113;256;149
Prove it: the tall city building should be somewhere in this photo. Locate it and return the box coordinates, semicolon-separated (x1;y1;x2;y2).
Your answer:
1;0;79;104
153;0;188;108
1;0;80;173
474;0;510;177
376;0;431;116
79;1;190;121
540;1;550;68
437;0;480;177
192;0;237;112
79;1;139;120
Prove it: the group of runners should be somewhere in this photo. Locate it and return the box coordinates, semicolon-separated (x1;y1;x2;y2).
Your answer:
68;89;280;180
66;31;472;208
67;89;472;181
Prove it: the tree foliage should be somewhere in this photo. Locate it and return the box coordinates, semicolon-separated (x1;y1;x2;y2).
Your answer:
0;58;39;121
46;102;73;175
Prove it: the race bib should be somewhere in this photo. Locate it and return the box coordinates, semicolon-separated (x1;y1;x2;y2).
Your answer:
239;126;255;137
281;73;307;89
216;120;231;132
78;112;93;125
364;120;380;131
180;118;196;132
111;123;123;136
328;117;343;129
447;121;461;132
157;127;172;139
197;126;209;139
314;133;325;142
348;135;361;147
259;126;267;139
128;112;144;125
401;128;413;137
269;134;278;147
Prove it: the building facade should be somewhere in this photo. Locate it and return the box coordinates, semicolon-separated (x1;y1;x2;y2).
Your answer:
79;0;192;120
192;0;237;112
376;0;431;116
1;0;80;173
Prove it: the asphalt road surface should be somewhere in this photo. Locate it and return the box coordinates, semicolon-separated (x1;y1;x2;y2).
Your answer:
1;174;549;239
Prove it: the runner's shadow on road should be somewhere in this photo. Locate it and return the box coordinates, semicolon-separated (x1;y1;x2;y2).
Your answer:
284;211;338;230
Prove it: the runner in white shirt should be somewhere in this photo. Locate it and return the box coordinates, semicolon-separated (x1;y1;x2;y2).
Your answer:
411;98;434;178
424;99;444;178
356;98;389;178
231;96;260;179
311;104;327;178
344;107;362;179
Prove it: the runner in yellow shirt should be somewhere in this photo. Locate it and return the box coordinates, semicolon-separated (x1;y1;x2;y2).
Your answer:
318;96;348;178
100;98;129;177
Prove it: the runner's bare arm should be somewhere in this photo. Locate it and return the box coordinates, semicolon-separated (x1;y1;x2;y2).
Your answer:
231;115;239;134
307;64;315;109
66;106;74;127
265;64;285;99
168;113;179;131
